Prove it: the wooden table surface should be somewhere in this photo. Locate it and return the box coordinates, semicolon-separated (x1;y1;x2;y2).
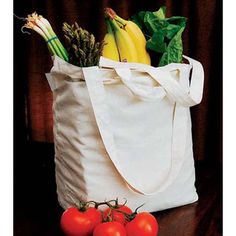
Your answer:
153;162;222;236
14;143;222;236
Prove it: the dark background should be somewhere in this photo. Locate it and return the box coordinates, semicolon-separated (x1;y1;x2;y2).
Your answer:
14;0;222;235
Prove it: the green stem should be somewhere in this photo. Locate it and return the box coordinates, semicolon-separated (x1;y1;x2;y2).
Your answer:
46;41;57;56
134;203;145;213
105;19;113;34
48;27;69;61
114;15;127;26
46;33;65;60
33;25;57;56
40;17;68;61
109;19;121;32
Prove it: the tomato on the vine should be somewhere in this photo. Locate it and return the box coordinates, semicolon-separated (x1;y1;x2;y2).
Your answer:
103;205;132;225
125;212;159;236
93;221;127;236
60;207;102;236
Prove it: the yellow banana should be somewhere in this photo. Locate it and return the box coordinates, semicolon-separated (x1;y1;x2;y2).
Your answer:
102;20;120;61
115;15;151;65
110;19;138;63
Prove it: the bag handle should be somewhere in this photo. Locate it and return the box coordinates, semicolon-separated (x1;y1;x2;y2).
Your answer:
144;56;204;106
99;56;204;107
112;68;167;102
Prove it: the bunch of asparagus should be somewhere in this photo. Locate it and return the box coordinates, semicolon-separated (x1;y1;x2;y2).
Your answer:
62;22;104;67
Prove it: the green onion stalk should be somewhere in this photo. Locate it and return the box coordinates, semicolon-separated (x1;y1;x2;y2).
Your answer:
22;12;69;61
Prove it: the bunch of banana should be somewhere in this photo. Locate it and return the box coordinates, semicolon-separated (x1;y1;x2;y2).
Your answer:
102;8;151;65
102;19;120;61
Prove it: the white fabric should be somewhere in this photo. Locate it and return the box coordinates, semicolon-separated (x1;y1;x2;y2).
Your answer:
46;55;204;212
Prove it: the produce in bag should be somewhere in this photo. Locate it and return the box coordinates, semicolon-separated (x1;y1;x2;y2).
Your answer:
20;6;187;67
21;12;69;61
102;19;120;62
132;6;187;66
104;7;151;65
62;22;104;67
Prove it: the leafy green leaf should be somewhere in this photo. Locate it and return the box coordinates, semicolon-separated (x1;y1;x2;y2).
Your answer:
166;16;187;28
153;6;166;19
158;27;184;66
146;31;166;53
143;12;160;34
165;24;182;39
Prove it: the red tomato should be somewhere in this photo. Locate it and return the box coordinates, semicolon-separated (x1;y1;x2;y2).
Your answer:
93;221;127;236
125;212;159;236
103;205;132;225
60;207;102;236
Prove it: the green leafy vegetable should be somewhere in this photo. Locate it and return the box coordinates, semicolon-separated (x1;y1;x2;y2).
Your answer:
159;27;184;67
153;6;166;19
147;32;166;53
131;6;187;66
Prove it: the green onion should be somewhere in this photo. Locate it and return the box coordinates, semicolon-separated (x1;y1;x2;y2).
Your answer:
22;12;68;61
39;17;69;61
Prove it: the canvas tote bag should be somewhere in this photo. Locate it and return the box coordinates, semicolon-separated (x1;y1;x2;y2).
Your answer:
46;55;204;212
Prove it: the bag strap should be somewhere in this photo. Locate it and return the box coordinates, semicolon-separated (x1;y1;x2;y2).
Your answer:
112;68;167;102
99;56;204;107
144;56;204;107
